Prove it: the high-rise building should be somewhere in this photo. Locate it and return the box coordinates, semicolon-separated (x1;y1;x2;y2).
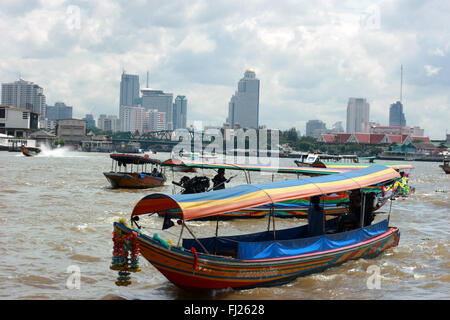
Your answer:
140;88;173;130
346;98;370;133
121;106;146;133
227;69;260;129
173;95;187;129
83;114;96;128
46;102;73;120
306;120;327;138
1;79;46;117
119;72;140;131
146;109;166;132
120;72;140;107
98;114;119;132
330;121;344;133
389;101;406;127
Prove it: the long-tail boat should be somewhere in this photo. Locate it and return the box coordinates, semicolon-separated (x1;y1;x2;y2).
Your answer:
110;165;406;290
440;157;450;174
294;154;413;171
104;153;166;189
20;145;41;157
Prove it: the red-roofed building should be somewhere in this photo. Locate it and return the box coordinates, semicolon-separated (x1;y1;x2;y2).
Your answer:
318;132;416;145
336;133;352;143
317;134;337;143
386;135;404;144
370;134;389;144
352;133;371;144
411;136;431;143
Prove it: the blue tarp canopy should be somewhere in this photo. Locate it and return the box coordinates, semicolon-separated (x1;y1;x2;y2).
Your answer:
237;219;388;260
183;219;389;260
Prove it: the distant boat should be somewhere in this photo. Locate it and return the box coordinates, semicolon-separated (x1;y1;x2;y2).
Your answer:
294;153;363;168
20;145;42;157
104;153;166;188
439;158;450;174
294;153;413;171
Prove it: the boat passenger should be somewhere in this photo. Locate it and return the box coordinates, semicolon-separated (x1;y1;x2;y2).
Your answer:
307;196;325;237
212;168;228;190
345;190;375;229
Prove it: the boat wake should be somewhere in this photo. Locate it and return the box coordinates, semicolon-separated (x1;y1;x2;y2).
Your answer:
38;145;81;157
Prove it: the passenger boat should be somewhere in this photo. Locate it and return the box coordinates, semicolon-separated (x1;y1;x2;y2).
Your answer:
20;145;42;157
440;157;450;174
162;158;348;179
295;154;413;171
163;159;393;219
110;165;405;290
104;153;166;189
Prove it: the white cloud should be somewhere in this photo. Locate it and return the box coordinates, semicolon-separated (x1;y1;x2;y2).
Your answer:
424;64;441;76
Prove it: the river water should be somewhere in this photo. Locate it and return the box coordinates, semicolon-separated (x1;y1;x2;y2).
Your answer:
0;148;448;300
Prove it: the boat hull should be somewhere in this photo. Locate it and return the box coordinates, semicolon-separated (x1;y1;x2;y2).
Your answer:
439;164;450;174
114;223;400;291
104;172;165;188
20;145;41;157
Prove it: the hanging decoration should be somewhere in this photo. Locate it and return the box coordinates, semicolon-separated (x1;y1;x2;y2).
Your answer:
110;219;141;286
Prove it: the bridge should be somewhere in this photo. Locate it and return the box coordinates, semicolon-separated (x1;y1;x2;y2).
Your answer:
111;130;210;151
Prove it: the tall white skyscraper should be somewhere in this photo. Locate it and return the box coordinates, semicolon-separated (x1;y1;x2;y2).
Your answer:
1;79;46;116
119;72;140;131
227;69;260;129
346;98;370;133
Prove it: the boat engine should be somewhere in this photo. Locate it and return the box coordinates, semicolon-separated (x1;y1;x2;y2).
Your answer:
173;176;210;194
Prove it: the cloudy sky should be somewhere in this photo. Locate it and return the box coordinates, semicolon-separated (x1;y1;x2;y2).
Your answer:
1;0;449;139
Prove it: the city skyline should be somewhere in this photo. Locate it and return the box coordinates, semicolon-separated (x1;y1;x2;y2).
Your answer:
0;1;448;139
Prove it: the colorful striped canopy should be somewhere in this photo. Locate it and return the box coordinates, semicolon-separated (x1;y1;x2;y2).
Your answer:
321;162;414;170
132;165;400;221
162;159;348;175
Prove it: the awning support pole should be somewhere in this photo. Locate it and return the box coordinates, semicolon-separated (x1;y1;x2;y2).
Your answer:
177;222;185;247
360;191;366;228
183;222;209;254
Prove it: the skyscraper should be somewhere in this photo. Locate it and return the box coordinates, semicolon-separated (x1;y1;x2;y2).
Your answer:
173;95;187;129
119;72;140;107
1;79;46;116
140;88;173;130
346;98;370;133
389;101;406;127
46;102;73;120
306;120;327;138
119;72;140;131
227;69;260;129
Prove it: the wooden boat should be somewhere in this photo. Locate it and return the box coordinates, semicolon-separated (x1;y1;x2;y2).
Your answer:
20;145;41;157
104;153;166;189
111;165;404;290
162;159;197;173
162;158;348;178
162;159;392;219
294;155;413;171
440;158;450;174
